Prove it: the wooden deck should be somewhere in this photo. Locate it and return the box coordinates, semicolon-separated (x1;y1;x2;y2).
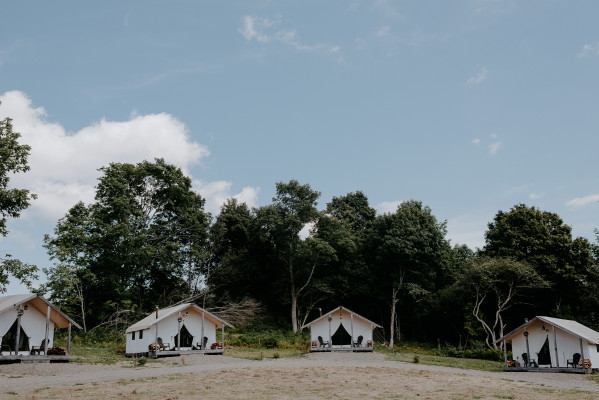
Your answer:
310;346;373;353
134;349;225;358
0;355;70;363
505;366;590;374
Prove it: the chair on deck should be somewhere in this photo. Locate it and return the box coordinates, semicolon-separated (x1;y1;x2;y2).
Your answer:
157;337;171;351
318;336;329;348
196;336;208;350
567;353;581;368
30;339;48;355
353;335;363;348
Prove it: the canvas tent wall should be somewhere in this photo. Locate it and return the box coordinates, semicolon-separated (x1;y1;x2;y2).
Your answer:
125;303;233;355
497;316;599;370
0;294;81;356
301;306;381;351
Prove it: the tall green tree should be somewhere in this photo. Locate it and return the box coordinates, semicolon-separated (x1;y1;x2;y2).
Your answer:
460;257;546;349
0;115;38;292
368;200;451;348
484;204;597;318
255;180;335;332
44;159;210;327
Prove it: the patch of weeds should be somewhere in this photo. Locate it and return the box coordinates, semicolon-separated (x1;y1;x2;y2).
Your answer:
137;358;147;367
273;352;280;359
413;355;420;363
8;375;22;379
74;383;84;386
492;395;513;399
34;387;51;393
6;392;18;395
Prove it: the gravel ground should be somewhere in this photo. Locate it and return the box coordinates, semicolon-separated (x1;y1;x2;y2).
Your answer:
1;352;598;397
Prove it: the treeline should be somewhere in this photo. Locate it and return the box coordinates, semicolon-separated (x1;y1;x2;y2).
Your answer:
41;159;599;348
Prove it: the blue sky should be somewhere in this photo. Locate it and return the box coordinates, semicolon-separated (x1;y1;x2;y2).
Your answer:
1;1;598;294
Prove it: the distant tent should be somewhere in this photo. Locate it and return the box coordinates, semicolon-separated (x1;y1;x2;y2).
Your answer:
332;323;351;346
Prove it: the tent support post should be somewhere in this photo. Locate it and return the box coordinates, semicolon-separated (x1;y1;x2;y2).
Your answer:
15;307;22;356
177;311;181;350
552;326;559;367
350;313;354;349
328;315;332;349
67;323;72;356
154;326;158;359
201;312;205;350
579;338;585;369
44;305;51;355
221;324;224;349
524;327;531;367
503;340;507;369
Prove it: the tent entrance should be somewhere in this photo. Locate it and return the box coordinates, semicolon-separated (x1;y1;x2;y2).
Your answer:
538;336;551;365
1;320;29;352
174;324;194;348
332;323;351;346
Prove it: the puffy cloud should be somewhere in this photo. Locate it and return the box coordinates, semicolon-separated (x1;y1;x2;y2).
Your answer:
375;200;403;214
0;90;258;220
566;193;599;208
578;42;599;58
488;140;501;155
466;67;488;86
529;192;542;200
193;180;259;215
471;138;481;146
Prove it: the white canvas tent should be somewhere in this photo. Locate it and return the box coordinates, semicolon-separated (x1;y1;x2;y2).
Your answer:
302;306;381;352
0;294;81;360
125;303;233;356
497;316;599;372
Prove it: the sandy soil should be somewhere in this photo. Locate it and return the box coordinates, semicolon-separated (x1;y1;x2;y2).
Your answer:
1;352;598;399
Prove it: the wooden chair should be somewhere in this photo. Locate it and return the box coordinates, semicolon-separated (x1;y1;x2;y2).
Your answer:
30;339;48;355
157;337;171;351
567;353;581;368
317;336;329;348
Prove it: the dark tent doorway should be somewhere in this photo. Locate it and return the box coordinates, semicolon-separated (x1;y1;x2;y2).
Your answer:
174;324;194;348
332;323;351;346
538;336;551;365
1;320;29;352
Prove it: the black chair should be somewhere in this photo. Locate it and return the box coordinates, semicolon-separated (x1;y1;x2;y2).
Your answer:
30;339;48;355
317;336;329;348
196;336;208;350
567;353;581;368
353;335;363;348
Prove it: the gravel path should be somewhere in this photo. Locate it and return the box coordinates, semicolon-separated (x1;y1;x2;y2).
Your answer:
1;352;598;396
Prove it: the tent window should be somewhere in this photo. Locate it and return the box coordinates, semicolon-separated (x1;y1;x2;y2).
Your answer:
132;332;135;340
174;324;194;348
1;320;30;351
139;330;143;339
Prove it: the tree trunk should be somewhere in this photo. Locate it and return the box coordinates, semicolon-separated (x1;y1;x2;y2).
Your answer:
389;287;398;349
291;285;298;333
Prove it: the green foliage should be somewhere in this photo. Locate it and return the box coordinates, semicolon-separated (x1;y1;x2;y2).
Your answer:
0;115;38;292
43;159;210;329
226;325;309;349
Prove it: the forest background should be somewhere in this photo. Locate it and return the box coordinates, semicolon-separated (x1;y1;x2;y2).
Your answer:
3;117;598;351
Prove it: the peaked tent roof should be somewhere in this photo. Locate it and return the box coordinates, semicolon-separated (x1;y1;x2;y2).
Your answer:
301;306;382;330
0;294;82;329
126;303;234;333
496;316;599;345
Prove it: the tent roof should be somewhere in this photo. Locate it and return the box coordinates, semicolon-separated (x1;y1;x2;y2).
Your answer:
126;303;234;333
301;306;382;329
496;316;599;345
0;294;82;329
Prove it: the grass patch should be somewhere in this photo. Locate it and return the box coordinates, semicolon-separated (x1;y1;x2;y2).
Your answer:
384;350;505;372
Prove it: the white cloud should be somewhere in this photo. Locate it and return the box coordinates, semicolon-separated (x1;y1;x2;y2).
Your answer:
529;192;542;200
471;138;481;146
193;180;259;215
578;42;599;58
566;193;599;208
375;200;403;214
0;90;258;220
377;25;392;38
239;15;344;62
488;141;501;155
466;67;488;85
